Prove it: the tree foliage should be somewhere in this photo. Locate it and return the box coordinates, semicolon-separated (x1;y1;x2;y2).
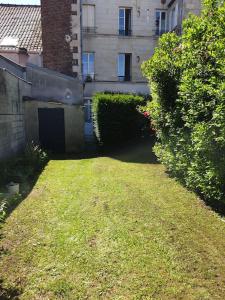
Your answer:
142;0;225;204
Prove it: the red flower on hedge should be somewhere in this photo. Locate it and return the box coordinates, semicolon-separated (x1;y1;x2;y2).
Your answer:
143;111;150;118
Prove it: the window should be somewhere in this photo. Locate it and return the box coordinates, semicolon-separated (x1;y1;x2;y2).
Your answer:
155;10;167;36
170;3;178;30
84;99;92;123
82;5;95;32
119;8;132;36
82;52;95;80
118;53;131;81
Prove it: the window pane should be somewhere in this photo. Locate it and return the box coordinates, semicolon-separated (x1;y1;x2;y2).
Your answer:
118;54;125;77
161;12;166;32
87;5;95;27
89;53;94;74
155;11;160;35
83;5;95;27
119;8;125;31
82;53;88;64
82;6;88;27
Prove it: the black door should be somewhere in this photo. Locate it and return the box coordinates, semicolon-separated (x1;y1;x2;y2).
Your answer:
38;108;65;153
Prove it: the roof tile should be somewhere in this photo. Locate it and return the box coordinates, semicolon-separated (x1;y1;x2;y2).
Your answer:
0;4;42;52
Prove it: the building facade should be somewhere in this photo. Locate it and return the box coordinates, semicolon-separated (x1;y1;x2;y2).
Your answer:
41;0;201;95
40;0;201;141
82;0;167;98
0;1;202;154
167;0;201;34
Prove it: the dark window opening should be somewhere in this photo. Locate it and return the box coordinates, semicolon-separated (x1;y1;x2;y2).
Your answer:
119;8;132;36
118;53;131;81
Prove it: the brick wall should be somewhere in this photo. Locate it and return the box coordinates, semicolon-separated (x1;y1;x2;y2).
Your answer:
41;0;81;77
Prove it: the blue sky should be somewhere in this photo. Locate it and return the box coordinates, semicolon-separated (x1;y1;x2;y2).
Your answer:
0;0;40;4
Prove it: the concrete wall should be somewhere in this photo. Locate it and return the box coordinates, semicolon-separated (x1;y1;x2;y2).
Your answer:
24;100;84;153
0;55;26;79
84;81;150;98
82;0;167;97
26;64;83;105
0;68;31;160
0;51;43;67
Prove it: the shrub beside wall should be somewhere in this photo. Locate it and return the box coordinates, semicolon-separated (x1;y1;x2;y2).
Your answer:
92;93;147;147
142;0;225;205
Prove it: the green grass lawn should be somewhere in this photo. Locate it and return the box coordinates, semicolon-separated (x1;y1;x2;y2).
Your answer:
0;142;225;299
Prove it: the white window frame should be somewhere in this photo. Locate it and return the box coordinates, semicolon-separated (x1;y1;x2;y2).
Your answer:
118;53;132;81
82;52;95;80
82;5;95;29
155;10;167;35
119;7;132;35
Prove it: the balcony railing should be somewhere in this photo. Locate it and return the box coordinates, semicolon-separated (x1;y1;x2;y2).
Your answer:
118;75;131;82
119;29;132;36
155;28;168;36
82;27;97;34
83;73;95;82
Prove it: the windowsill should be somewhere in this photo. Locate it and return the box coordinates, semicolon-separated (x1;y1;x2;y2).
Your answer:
118;35;133;39
84;80;148;84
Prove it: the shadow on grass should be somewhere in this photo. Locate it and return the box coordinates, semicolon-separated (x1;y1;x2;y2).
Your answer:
106;137;158;164
0;161;48;299
203;198;225;218
0;168;45;222
165;170;225;218
51;136;158;165
0;279;22;300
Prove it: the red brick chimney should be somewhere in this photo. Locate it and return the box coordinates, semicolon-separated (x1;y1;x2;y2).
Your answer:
41;0;81;77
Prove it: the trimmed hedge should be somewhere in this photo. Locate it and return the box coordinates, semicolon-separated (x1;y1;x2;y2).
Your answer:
92;93;148;146
142;0;225;205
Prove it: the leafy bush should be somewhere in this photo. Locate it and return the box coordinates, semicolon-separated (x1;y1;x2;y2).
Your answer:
0;194;22;222
0;142;48;186
0;142;48;223
92;93;148;146
142;0;225;205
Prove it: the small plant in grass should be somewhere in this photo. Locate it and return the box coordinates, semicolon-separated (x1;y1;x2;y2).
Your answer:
24;141;49;172
0;193;22;223
0;142;48;185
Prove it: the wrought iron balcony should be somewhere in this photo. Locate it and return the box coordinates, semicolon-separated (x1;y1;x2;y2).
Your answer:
118;29;132;37
118;75;131;82
82;27;97;34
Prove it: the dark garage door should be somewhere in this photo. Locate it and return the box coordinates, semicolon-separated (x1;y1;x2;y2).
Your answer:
38;108;65;153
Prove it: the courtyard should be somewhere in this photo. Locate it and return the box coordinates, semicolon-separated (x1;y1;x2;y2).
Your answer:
0;142;224;299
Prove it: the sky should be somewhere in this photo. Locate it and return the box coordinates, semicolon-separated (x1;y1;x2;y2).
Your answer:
0;0;40;4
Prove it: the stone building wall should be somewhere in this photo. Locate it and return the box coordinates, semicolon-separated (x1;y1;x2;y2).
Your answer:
83;0;168;97
0;69;31;160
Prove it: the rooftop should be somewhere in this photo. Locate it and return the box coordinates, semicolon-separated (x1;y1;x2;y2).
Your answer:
0;4;42;52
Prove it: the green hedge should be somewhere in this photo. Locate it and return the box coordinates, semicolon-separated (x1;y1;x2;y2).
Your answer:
142;0;225;205
92;93;147;146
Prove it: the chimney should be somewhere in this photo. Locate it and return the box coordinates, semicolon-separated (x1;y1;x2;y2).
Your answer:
18;48;29;66
41;0;81;77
